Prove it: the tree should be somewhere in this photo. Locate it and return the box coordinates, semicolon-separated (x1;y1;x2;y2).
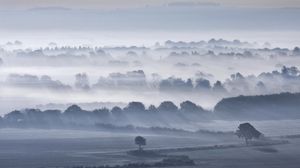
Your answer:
75;73;90;90
4;110;24;124
3;110;25;127
0;116;3;128
63;105;89;121
64;105;82;115
195;78;211;90
148;105;158;113
180;101;204;113
25;109;45;126
93;108;110;120
293;47;300;56
159;77;193;92
135;136;146;151
43;110;63;125
111;106;123;117
124;102;145;113
236;123;262;145
157;101;178;113
212;81;227;93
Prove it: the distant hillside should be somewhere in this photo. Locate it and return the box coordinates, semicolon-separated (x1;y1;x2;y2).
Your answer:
214;93;300;120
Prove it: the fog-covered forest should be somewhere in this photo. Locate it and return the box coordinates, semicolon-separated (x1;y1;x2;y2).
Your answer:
1;1;300;168
1;39;300;113
2;93;300;130
2;37;300;168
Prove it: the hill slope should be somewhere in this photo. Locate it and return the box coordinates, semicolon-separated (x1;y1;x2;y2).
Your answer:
214;93;300;120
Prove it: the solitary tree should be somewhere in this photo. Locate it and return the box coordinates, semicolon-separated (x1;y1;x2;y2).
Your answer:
135;136;146;151
236;123;262;145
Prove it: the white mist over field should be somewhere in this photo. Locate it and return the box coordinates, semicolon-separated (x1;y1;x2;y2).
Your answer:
0;30;299;49
1;2;300;168
1;30;300;114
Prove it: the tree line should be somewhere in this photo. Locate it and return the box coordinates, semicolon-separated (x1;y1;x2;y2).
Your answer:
0;101;210;128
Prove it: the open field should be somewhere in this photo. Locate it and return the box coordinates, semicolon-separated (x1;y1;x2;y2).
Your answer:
167;138;300;168
0;127;299;168
0;129;236;168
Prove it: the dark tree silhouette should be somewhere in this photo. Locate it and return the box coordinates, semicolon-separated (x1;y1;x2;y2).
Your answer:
124;102;145;113
214;93;300;120
4;110;24;123
212;81;227;93
25;109;45;126
159;77;193;92
111;106;123;117
293;47;300;56
93;108;110;120
158;101;178;113
180;101;204;113
148;105;158;113
195;78;211;90
63;105;89;121
135;136;146;151
43;110;63;126
64;105;82;114
236;123;262;145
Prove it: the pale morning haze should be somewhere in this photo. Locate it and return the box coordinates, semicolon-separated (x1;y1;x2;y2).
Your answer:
0;0;300;9
0;0;300;168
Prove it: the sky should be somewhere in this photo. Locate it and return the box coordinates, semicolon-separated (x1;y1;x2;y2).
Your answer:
0;0;299;9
